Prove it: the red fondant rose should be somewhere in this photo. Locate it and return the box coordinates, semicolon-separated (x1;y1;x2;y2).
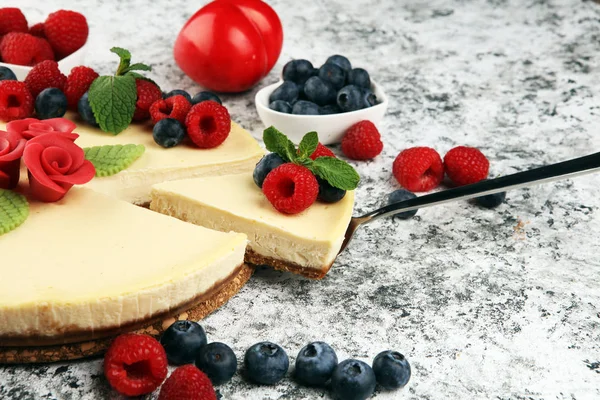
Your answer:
7;118;78;141
23;133;95;202
0;130;26;189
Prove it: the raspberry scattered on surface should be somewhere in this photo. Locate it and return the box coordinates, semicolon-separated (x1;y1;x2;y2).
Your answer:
64;65;98;109
0;8;28;36
150;95;192;125
158;365;217;400
0;32;53;66
310;142;336;160
444;146;489;186
132;79;162;121
341;120;383;160
262;163;319;214
392;147;444;192
29;23;45;38
185;100;231;148
44;10;88;59
0;80;34;121
104;333;168;397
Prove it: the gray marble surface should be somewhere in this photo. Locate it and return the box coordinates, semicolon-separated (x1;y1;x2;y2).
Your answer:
2;0;600;399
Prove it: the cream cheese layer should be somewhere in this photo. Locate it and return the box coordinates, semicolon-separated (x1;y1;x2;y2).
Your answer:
150;173;354;269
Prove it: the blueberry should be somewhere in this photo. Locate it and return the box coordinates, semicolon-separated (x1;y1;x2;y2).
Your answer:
387;189;418;219
317;178;346;203
35;88;67;119
244;341;289;385
160;320;208;365
331;359;376;400
196;342;237;385
282;59;316;84
348;68;371;89
292;100;320;115
165;89;192;103
475;190;506;208
253;153;286;188
153;118;187;148
318;63;346;91
192;91;222;105
372;350;411;390
77;92;99;127
269;81;299;104
337;85;364;112
360;88;377;108
269;100;292;114
304;76;336;106
319;104;341;115
294;341;338;386
0;66;16;81
326;55;352;74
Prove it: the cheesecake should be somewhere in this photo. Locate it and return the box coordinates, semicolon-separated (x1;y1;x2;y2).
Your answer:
0;187;248;346
150;172;355;279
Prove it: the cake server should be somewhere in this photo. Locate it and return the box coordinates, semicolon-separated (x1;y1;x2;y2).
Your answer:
340;151;600;253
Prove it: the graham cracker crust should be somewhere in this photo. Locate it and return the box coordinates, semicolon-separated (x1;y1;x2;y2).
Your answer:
0;263;254;364
245;248;332;279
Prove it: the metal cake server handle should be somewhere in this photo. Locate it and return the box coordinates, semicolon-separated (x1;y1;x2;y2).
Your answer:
339;151;600;254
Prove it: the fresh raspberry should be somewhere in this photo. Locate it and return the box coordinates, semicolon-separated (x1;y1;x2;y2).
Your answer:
0;32;53;66
44;10;88;59
392;147;444;192
29;23;45;38
185;100;231;148
0;80;34;121
310;142;336;160
150;95;192;125
24;60;66;98
104;333;168;397
158;365;217;400
262;163;319;214
0;8;28;36
133;79;162;121
64;66;98;109
443;146;489;186
341;120;384;160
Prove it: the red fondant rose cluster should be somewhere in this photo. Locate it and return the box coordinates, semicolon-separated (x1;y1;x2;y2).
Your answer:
0;118;95;202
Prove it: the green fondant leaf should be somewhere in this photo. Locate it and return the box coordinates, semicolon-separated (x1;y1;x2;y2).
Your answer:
88;74;137;135
83;144;145;177
0;189;29;236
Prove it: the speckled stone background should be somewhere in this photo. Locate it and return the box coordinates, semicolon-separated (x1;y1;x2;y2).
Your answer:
1;0;600;399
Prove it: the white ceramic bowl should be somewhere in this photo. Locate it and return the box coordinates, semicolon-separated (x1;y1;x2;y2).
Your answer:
255;79;388;145
0;42;89;81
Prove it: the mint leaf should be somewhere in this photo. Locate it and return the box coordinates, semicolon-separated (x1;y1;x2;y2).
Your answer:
111;47;131;75
88;75;137;135
125;63;152;73
0;189;29;236
125;71;160;89
84;144;145;177
263;126;297;162
311;157;360;190
297;131;318;158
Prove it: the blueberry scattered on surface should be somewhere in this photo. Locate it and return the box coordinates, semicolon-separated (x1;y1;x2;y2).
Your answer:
348;68;371;89
294;341;338;386
387;189;418;219
372;350;411;390
35;88;67;119
318;63;346;90
192;91;222;105
475;189;506;208
337;85;364;112
360;88;377;107
269;100;292;114
319;104;341;115
244;341;289;385
152;118;187;148
196;342;237;386
331;359;377;400
304;76;336;106
164;89;192;103
0;66;16;81
292;100;320;115
269;81;299;104
253;153;286;188
282;59;316;84
77;91;99;127
326;54;352;74
317;178;346;203
160;320;208;365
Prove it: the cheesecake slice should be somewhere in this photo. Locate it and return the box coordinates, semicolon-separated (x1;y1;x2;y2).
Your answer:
0;188;247;346
150;172;355;279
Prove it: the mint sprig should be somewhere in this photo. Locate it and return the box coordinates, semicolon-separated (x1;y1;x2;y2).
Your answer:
88;47;155;135
262;126;360;191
